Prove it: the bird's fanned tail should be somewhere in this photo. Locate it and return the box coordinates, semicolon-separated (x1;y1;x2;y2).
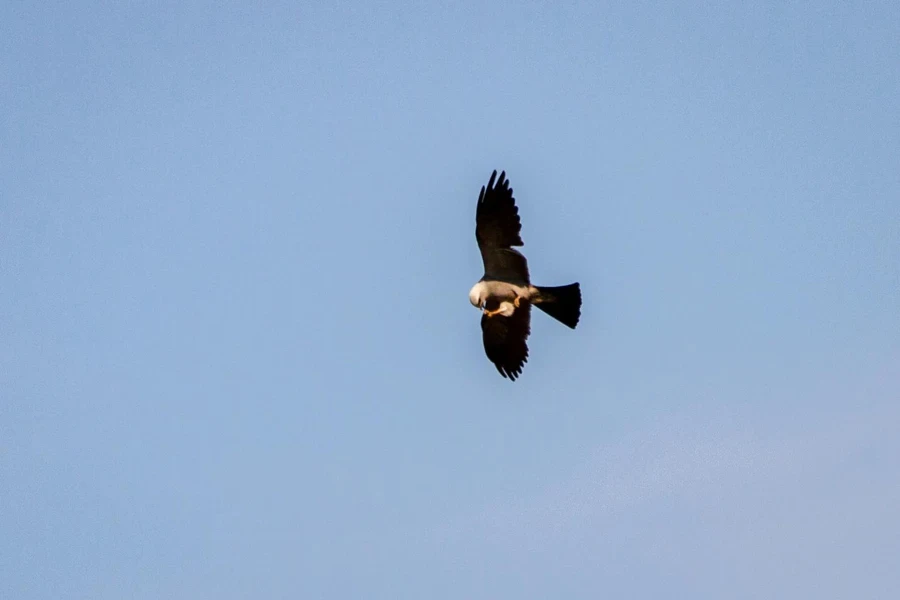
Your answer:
535;283;582;329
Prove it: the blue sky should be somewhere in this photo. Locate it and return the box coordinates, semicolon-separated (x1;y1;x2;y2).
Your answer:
2;1;898;598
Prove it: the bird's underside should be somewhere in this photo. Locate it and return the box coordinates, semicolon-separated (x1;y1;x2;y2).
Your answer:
474;280;532;318
471;170;582;381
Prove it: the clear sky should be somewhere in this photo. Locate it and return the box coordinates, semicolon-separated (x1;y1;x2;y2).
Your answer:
2;1;898;598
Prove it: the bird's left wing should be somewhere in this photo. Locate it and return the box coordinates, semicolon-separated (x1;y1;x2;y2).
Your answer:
481;302;531;381
476;170;530;283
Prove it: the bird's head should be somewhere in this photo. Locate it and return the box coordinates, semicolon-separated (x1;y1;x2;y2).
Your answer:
468;283;486;309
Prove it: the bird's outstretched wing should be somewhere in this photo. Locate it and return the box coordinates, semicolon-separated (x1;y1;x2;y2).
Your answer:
481;302;531;381
476;170;530;283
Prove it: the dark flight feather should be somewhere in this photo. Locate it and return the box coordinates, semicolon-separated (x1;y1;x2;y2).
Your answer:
475;170;530;283
480;302;531;381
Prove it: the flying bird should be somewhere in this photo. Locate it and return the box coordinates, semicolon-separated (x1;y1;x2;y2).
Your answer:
468;170;581;380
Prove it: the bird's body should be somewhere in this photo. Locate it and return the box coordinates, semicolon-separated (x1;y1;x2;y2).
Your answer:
468;280;535;318
470;170;582;380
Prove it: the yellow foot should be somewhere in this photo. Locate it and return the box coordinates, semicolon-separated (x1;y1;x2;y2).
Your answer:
483;308;502;318
513;296;523;308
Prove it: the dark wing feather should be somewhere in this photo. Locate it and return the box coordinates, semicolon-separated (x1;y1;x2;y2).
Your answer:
476;170;530;283
481;303;531;381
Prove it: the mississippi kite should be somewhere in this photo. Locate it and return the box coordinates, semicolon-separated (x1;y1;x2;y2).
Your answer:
468;170;582;380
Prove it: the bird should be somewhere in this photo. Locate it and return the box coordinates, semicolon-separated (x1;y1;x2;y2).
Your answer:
469;170;582;380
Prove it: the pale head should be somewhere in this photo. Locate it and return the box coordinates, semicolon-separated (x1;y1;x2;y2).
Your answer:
468;281;488;308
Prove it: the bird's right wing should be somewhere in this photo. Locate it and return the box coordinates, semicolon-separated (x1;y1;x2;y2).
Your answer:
476;170;530;283
481;302;531;381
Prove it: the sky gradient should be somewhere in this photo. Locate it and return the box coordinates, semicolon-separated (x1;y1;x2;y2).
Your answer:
2;1;899;598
